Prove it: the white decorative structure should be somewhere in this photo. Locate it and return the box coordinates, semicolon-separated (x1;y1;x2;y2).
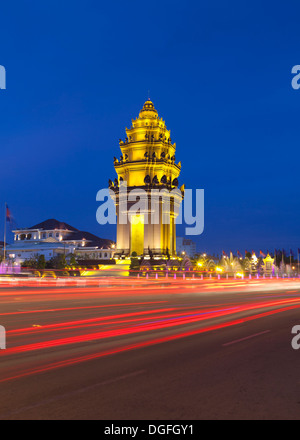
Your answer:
6;219;115;263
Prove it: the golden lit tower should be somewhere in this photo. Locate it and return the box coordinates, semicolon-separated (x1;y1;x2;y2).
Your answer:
110;100;184;257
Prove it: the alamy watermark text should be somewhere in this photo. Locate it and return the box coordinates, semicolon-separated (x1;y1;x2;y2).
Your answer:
0;65;6;89
0;325;6;349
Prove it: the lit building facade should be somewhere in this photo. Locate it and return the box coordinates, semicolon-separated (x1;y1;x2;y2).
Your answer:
176;237;197;257
262;253;274;276
110;100;184;257
7;219;115;263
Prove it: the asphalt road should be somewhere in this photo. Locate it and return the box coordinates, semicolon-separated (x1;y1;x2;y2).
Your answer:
0;277;300;420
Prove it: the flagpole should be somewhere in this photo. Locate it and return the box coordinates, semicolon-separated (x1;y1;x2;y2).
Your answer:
3;202;6;262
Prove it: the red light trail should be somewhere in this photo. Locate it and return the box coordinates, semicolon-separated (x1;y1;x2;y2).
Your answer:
0;277;300;385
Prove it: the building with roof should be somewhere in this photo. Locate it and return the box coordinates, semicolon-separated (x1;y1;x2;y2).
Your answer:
111;99;184;258
6;219;115;263
176;237;197;257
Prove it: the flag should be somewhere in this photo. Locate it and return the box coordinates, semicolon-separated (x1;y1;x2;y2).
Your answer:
259;250;266;257
222;250;227;257
237;250;242;258
6;204;12;223
5;204;16;230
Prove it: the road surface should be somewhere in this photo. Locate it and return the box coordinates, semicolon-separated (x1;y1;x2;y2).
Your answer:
0;277;299;420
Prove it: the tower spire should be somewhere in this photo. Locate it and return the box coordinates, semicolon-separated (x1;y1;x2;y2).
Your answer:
112;100;183;258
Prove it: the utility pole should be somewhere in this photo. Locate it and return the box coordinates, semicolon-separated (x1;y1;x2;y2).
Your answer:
3;203;7;262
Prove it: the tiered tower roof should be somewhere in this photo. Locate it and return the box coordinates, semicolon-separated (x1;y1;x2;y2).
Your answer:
111;100;182;190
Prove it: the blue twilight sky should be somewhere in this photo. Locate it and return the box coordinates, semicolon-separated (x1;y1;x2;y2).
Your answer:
0;0;300;255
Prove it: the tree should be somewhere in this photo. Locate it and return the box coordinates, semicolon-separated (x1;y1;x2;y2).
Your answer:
130;251;140;275
36;255;46;269
21;257;38;269
46;254;67;269
69;254;78;267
